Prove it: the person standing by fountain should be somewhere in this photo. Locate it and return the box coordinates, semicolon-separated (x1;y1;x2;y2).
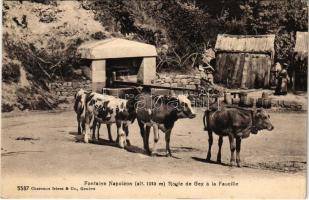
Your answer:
275;64;290;95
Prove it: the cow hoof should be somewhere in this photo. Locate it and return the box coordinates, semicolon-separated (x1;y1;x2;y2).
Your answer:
206;155;211;162
126;140;131;146
146;150;152;156
237;162;241;168
166;153;172;157
151;152;158;157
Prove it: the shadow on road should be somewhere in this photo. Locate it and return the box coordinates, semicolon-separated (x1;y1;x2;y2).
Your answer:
69;131;79;136
191;157;229;166
1;151;44;156
125;146;181;159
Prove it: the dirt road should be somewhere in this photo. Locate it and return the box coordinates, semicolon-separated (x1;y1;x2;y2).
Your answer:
1;108;307;198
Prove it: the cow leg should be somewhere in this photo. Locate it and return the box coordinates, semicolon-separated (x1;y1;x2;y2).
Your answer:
84;120;91;143
165;129;172;157
81;120;86;138
77;115;81;135
84;126;89;143
144;125;152;155
116;122;126;148
137;120;146;149
138;120;145;140
217;136;223;163
116;121;120;143
152;124;159;156
123;123;131;146
236;137;242;167
228;135;236;166
107;124;113;142
206;130;213;161
96;122;101;141
92;119;98;142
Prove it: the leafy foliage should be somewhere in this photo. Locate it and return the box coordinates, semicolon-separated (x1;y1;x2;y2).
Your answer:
85;0;307;71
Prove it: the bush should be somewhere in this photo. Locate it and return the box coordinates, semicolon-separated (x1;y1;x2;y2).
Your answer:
2;59;21;83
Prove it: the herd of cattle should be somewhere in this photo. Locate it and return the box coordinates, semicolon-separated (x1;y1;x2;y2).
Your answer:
74;88;274;167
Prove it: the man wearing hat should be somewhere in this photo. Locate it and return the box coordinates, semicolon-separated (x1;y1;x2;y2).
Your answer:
275;63;290;95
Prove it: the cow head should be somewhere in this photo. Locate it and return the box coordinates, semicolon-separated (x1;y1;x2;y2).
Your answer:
176;95;196;119
95;100;113;121
253;109;274;133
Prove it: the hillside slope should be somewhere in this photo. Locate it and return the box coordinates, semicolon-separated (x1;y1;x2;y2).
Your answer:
2;1;109;111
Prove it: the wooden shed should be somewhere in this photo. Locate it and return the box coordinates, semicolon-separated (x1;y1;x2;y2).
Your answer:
77;38;157;92
293;32;308;91
215;34;275;89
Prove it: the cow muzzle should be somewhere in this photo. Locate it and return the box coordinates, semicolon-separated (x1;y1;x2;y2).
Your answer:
189;113;196;119
267;125;274;131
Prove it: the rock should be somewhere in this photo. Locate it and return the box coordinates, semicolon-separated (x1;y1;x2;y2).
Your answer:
186;85;196;90
58;103;71;110
180;79;188;84
73;69;83;76
81;66;92;80
194;79;201;84
162;83;170;87
175;75;187;79
66;96;75;103
165;77;172;83
72;81;79;88
58;96;67;102
170;83;177;88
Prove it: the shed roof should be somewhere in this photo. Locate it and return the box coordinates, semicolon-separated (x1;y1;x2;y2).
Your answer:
215;34;275;55
78;38;157;59
294;32;308;59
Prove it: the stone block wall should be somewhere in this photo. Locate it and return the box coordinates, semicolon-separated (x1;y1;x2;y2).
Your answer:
48;80;92;103
154;72;205;90
48;72;206;103
47;72;305;112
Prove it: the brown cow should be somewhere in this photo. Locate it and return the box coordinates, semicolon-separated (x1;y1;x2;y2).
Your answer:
203;107;274;167
132;93;196;156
